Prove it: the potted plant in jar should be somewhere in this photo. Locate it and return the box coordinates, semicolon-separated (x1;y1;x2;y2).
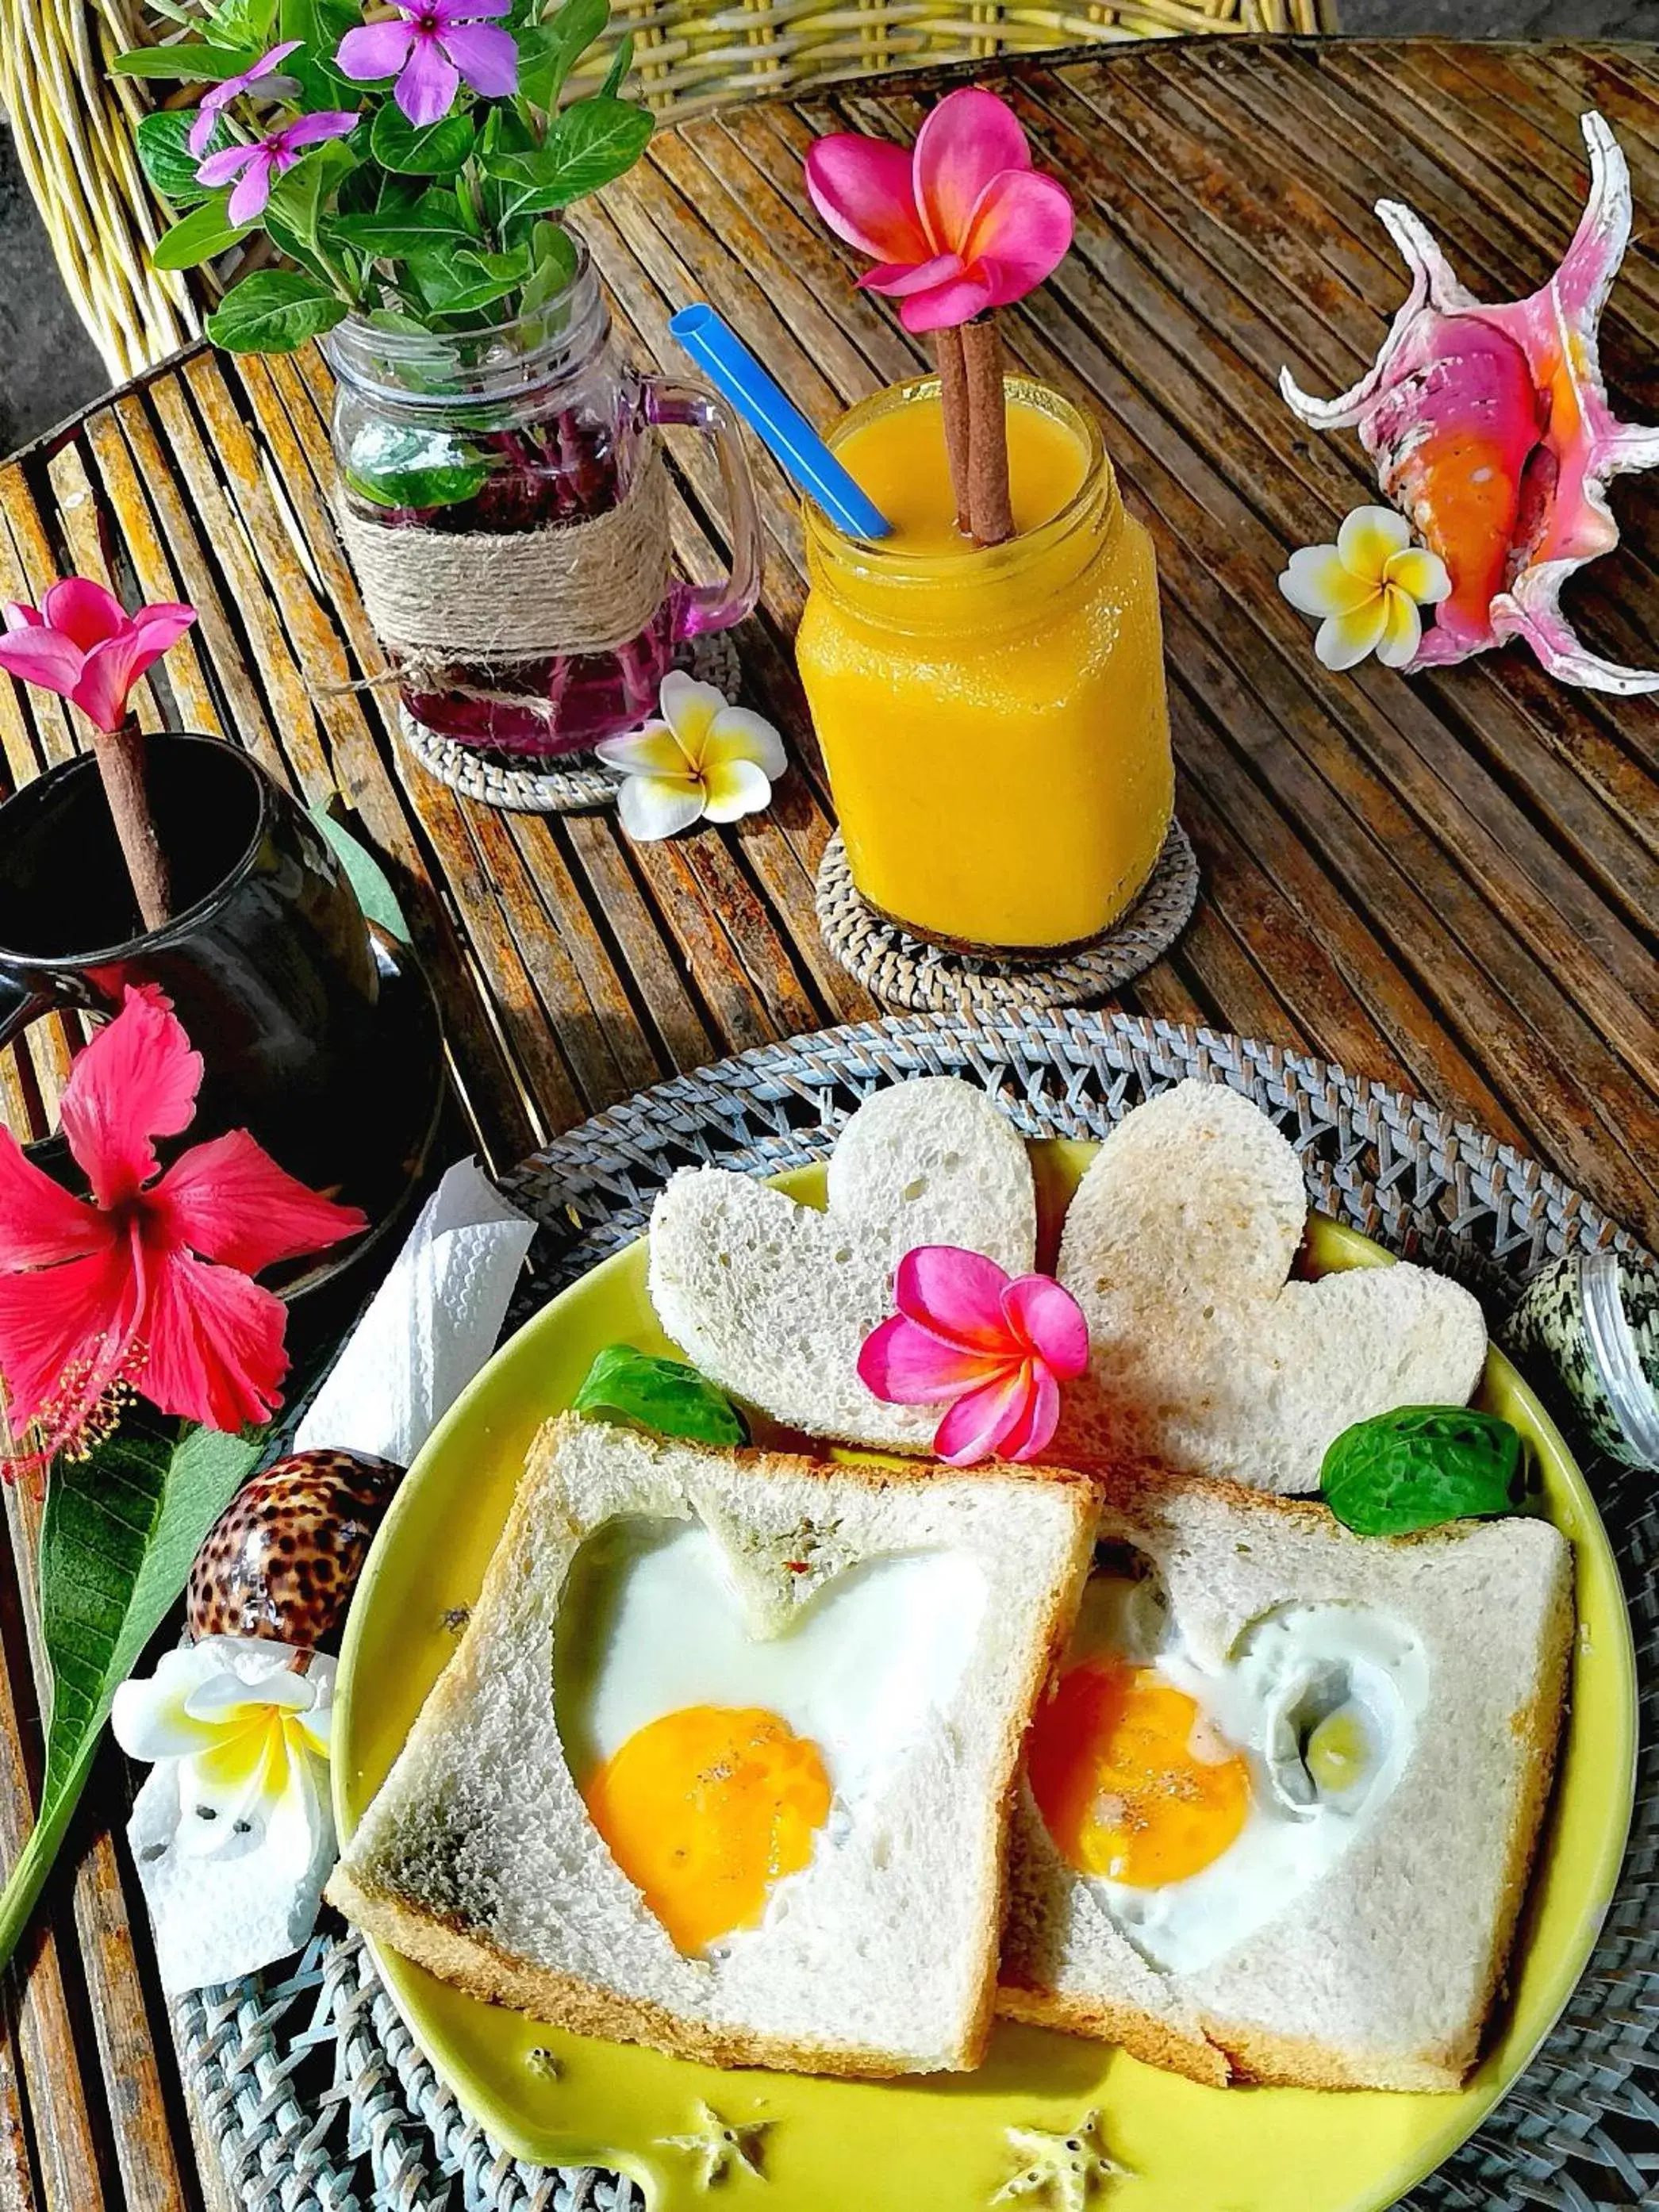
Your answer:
119;1;761;757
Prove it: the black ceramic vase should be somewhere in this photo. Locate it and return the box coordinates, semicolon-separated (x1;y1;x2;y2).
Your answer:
0;734;443;1285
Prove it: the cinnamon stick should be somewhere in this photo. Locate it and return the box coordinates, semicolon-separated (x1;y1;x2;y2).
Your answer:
960;317;1014;547
934;326;973;537
93;722;170;933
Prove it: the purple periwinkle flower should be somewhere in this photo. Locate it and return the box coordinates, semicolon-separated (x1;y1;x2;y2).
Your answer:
196;112;360;226
335;0;518;129
186;40;303;155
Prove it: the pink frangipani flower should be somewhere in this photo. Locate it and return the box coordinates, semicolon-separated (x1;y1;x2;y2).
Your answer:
0;579;196;735
858;1246;1089;1465
0;986;367;1481
805;86;1073;334
196;112;359;228
336;0;517;129
187;40;302;155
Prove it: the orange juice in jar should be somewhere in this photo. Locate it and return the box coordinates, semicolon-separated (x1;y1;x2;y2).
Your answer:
797;377;1173;952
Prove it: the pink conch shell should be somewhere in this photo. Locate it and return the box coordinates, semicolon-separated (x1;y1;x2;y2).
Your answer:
1281;113;1659;693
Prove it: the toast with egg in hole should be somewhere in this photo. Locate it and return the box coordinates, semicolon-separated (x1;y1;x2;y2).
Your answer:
998;1468;1573;2092
328;1414;1096;2077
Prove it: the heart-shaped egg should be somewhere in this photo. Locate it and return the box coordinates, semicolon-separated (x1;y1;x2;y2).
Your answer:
553;1516;986;1955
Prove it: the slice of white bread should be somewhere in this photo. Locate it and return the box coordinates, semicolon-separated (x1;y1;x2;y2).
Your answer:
647;1076;1035;1451
1053;1081;1488;1492
999;1467;1573;2091
328;1415;1094;2076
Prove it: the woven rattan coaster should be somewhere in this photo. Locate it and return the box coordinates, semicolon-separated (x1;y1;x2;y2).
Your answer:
397;632;741;814
815;818;1198;1012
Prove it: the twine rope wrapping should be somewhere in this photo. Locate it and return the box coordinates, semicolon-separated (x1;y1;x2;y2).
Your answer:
336;438;673;662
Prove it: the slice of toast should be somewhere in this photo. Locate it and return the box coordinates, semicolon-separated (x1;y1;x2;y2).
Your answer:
329;1415;1094;2077
999;1469;1573;2091
1053;1081;1488;1492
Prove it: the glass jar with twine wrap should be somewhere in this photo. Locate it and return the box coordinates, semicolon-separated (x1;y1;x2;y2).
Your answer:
326;248;761;756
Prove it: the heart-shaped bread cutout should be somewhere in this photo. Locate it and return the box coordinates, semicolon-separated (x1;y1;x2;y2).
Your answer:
1052;1081;1487;1492
648;1078;1036;1450
554;1515;987;1953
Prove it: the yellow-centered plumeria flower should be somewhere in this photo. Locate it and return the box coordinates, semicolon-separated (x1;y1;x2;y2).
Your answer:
1279;506;1452;671
112;1635;332;1857
595;671;786;841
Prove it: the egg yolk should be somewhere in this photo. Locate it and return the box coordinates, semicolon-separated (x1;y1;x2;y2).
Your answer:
582;1705;832;1954
1027;1659;1250;1887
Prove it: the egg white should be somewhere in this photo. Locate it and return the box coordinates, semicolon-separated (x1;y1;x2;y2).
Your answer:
1062;1572;1429;1975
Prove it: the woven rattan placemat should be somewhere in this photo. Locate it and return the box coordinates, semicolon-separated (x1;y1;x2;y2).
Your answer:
175;1011;1659;2212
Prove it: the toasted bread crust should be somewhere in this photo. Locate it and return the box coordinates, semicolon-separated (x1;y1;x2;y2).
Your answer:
996;1980;1230;2088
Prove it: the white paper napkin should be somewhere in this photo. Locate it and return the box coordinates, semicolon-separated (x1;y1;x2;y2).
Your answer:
128;1157;536;1991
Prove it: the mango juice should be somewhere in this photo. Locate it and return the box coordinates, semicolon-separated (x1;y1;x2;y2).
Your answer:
797;378;1173;951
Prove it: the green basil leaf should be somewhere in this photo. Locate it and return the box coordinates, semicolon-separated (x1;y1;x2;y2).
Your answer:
0;1418;263;1972
517;0;608;109
113;40;260;79
309;804;412;940
1320;1405;1530;1537
152;196;255;270
598;30;633;99
369;101;478;175
574;1345;748;1446
136;109;224;203
206;267;350;351
342;421;490;512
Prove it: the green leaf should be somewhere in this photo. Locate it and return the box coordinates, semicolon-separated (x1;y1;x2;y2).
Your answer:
485;94;651;217
369;101;478;176
519;218;578;309
210;0;278;48
517;0;607;109
206;267;350;351
310;805;412;940
264;136;361;267
136;109;223;204
342;419;490;512
113;40;260;79
0;1419;263;1973
574;1346;748;1446
1320;1406;1530;1537
408;242;530;314
151;197;255;270
598;31;633;98
327;197;474;253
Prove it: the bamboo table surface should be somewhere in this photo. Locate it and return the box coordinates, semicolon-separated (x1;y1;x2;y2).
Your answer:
2;32;1658;2210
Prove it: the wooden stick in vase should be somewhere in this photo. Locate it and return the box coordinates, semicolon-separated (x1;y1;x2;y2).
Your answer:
94;722;171;933
935;327;973;537
960;318;1014;548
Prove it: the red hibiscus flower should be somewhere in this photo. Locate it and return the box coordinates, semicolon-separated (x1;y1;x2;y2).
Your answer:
0;985;367;1480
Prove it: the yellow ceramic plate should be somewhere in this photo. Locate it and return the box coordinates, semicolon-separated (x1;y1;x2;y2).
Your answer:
334;1146;1637;2212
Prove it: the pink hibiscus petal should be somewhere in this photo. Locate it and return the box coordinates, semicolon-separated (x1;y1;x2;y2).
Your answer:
139;1246;290;1431
857;1311;1003;1405
1001;1273;1089;1378
962;168;1075;307
897;271;997;333
41;577;125;652
0;624;85;698
59;987;202;1210
149;1128;366;1275
992;1359;1061;1461
933;1364;1035;1465
914;86;1032;255
441;21;517;96
396;35;461;126
805;135;931;267
0;1235;139;1431
335;19;416;79
894;1246;1014;1351
0;1130;115;1269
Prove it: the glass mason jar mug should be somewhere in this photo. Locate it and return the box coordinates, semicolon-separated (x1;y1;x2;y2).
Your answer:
797;376;1173;954
326;247;761;756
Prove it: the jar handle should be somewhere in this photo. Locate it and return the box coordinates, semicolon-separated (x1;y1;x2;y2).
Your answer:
643;375;762;639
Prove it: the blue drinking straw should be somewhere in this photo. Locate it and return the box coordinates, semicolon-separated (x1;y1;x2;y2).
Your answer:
669;304;893;540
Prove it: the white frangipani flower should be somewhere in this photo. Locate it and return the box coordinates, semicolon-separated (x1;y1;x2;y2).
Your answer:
1279;505;1452;672
113;1635;333;1859
595;671;786;840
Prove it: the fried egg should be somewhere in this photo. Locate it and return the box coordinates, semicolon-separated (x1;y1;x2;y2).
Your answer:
1026;1563;1428;1973
555;1517;985;1957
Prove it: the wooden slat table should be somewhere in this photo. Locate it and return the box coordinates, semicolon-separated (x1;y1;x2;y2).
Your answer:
2;34;1657;2210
